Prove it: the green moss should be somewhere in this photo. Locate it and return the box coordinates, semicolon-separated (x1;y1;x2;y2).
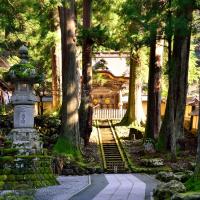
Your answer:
15;175;24;181
53;136;81;158
4;140;12;148
4;63;43;83
0;148;18;156
15;155;52;159
0;175;7;181
0;156;14;163
0;192;34;200
156;132;167;152
0;168;12;175
0;181;4;190
185;177;200;191
7;175;15;181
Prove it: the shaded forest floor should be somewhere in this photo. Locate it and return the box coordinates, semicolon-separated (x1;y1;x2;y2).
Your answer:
113;122;197;173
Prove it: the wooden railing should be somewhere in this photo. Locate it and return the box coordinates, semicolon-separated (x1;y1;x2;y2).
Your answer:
93;109;126;120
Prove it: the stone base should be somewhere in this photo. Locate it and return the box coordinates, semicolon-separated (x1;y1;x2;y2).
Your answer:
0;155;58;190
8;128;43;155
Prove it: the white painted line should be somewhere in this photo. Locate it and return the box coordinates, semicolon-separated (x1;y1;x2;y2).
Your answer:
127;174;146;200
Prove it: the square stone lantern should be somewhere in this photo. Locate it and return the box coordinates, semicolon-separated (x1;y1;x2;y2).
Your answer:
6;45;43;154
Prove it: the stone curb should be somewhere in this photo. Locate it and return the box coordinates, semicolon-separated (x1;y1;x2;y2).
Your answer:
69;175;91;199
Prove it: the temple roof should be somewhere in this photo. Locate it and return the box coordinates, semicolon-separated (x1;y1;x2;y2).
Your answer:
92;52;129;77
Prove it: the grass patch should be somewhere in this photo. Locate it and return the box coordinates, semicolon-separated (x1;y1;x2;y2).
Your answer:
53;136;81;159
185;177;200;191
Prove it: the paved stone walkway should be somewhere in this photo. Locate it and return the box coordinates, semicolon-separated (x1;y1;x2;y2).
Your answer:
71;174;158;200
35;174;158;200
93;174;146;200
35;176;90;200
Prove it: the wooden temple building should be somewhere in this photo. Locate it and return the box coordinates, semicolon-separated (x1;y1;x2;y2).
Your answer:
92;70;129;109
92;52;129;110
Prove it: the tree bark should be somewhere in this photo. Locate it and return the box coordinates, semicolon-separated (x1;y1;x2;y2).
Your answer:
145;31;162;140
120;48;145;126
193;79;200;179
79;0;93;146
158;0;193;159
51;46;61;110
57;0;79;152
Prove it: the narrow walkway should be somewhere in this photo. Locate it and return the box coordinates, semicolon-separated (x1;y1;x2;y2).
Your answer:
35;176;90;200
71;174;158;200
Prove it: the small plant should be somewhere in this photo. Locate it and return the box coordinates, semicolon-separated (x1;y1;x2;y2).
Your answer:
3;63;44;83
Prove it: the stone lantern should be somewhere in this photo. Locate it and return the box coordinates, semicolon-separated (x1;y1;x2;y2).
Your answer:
6;45;43;154
1;47;57;190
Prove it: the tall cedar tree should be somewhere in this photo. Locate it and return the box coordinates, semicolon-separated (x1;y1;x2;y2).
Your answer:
158;0;194;160
79;0;93;146
56;0;80;153
145;36;162;139
120;2;146;127
145;0;165;140
121;48;145;126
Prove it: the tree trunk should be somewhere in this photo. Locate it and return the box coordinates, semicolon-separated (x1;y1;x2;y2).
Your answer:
145;32;162;140
51;9;62;110
120;49;145;126
51;46;61;110
173;32;191;139
158;1;193;159
79;0;93;146
56;0;79;153
193;79;200;179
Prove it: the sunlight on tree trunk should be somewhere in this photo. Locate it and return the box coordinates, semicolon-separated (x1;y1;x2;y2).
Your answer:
120;48;145;126
52;8;62;110
55;0;80;155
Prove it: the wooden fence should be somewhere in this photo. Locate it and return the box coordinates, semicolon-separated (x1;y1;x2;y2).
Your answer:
93;109;126;120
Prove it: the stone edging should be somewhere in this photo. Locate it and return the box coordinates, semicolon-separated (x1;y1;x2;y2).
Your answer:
69;175;91;199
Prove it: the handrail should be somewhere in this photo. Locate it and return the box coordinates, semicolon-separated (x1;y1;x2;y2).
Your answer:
96;120;107;170
108;120;128;170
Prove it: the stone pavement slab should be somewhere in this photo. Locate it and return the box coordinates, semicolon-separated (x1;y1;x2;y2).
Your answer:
71;173;158;200
93;174;146;200
35;175;90;200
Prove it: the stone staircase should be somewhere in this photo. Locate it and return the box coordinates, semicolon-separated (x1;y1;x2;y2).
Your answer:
99;121;126;173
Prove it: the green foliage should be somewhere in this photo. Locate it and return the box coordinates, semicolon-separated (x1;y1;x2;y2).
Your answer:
53;137;81;159
0;193;34;200
78;25;109;47
0;0;59;81
185;177;200;191
3;63;44;83
35;115;60;151
0;148;18;156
